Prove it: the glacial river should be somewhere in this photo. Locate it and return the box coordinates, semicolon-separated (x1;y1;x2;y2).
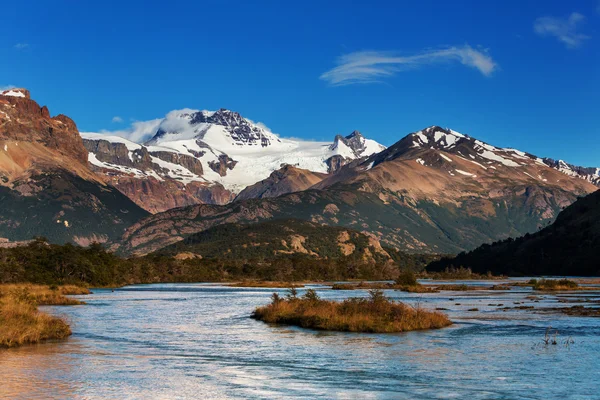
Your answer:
1;281;599;399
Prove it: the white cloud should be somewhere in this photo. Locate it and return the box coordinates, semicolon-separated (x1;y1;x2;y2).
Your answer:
534;12;590;48
14;43;29;50
111;116;123;123
320;45;498;86
84;118;163;143
0;85;16;91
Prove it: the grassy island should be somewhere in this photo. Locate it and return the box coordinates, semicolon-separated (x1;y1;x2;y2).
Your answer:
252;289;451;333
530;279;581;291
0;284;89;348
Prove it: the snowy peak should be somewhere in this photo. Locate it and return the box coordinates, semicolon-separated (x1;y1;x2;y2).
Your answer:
371;125;600;188
330;130;386;159
146;108;281;149
408;126;467;150
543;158;600;186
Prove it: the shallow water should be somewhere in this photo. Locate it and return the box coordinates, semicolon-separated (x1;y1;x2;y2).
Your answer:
2;281;600;399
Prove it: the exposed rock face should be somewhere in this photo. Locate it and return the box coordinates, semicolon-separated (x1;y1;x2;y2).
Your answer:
208;154;237;176
152;151;204;176
325;155;347;173
235;165;327;201
0;88;88;164
0;89;149;243
81;137;234;213
107;176;234;214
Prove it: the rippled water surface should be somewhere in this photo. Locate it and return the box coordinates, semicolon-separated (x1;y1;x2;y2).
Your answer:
2;282;600;399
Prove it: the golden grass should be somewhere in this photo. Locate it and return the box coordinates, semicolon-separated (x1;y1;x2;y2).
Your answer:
0;284;90;306
227;281;306;288
0;285;80;348
252;290;452;333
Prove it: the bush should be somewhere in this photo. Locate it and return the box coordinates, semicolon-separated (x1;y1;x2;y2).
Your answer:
395;270;418;286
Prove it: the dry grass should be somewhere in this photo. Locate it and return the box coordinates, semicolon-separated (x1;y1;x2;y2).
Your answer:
0;285;80;348
227;281;306;288
0;284;90;306
252;289;452;333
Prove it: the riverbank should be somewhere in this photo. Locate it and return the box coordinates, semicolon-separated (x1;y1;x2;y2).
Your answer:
0;285;89;348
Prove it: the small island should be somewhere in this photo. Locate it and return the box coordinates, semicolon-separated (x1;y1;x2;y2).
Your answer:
251;288;452;333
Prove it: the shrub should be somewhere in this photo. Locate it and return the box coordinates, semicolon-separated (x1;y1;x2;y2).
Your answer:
395;270;418;286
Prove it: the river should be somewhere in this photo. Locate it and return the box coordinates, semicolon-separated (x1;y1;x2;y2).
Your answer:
1;281;599;399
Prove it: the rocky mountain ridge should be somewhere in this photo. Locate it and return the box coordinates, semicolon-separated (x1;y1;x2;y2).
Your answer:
0;88;148;244
117;126;597;256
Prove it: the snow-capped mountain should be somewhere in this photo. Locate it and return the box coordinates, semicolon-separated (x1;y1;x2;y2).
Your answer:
82;108;386;211
367;126;600;187
542;158;600;186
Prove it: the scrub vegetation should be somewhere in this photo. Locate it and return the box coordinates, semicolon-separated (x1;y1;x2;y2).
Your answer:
252;289;452;333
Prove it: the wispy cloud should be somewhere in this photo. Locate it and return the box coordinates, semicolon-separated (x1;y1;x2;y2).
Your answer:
84;118;163;143
320;45;498;86
534;12;590;49
111;116;124;123
14;43;29;50
0;85;16;91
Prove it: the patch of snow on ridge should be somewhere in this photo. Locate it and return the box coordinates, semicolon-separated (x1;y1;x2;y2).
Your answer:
1;89;25;98
449;129;465;138
416;158;425;165
478;149;520;167
433;130;460;148
88;153;163;181
455;169;477;177
360;137;387;157
415;131;428;145
439;153;453;162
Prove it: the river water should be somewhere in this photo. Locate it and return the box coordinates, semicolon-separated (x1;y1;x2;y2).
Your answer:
1;281;599;399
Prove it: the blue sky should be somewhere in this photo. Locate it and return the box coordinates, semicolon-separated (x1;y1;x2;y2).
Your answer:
2;0;599;165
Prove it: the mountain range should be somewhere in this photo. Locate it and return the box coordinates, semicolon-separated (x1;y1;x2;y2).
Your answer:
1;88;598;265
82;109;385;213
116;127;597;256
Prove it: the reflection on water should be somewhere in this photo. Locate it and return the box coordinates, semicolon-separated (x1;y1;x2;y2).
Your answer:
1;282;600;399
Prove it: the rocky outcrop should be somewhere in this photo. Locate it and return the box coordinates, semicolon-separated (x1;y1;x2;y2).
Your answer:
0;88;88;164
235;165;327;201
152;151;204;176
325;155;347;173
0;89;149;243
82;136;234;213
207;154;237;177
108;177;234;214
